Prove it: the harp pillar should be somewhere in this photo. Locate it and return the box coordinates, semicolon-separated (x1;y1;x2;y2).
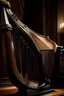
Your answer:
0;2;18;95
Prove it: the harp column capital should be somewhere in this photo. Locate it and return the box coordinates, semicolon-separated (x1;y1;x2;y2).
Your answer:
0;1;12;31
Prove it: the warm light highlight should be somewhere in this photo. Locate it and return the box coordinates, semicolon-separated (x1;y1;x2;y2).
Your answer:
60;23;64;29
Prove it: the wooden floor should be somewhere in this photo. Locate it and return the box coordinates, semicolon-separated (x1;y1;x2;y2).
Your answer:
0;87;64;96
44;89;64;96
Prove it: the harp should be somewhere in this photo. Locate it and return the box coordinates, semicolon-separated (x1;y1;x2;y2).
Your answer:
0;0;61;95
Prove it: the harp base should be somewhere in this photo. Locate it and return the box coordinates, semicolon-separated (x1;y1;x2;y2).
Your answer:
18;84;54;96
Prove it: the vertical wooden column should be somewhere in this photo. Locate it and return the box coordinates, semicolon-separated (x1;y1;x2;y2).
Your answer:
0;4;18;95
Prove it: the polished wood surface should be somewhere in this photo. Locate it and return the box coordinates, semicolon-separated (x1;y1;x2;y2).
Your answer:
0;88;64;96
0;2;19;96
44;89;64;96
0;86;18;95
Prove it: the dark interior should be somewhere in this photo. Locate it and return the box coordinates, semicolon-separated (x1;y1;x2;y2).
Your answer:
0;0;64;96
